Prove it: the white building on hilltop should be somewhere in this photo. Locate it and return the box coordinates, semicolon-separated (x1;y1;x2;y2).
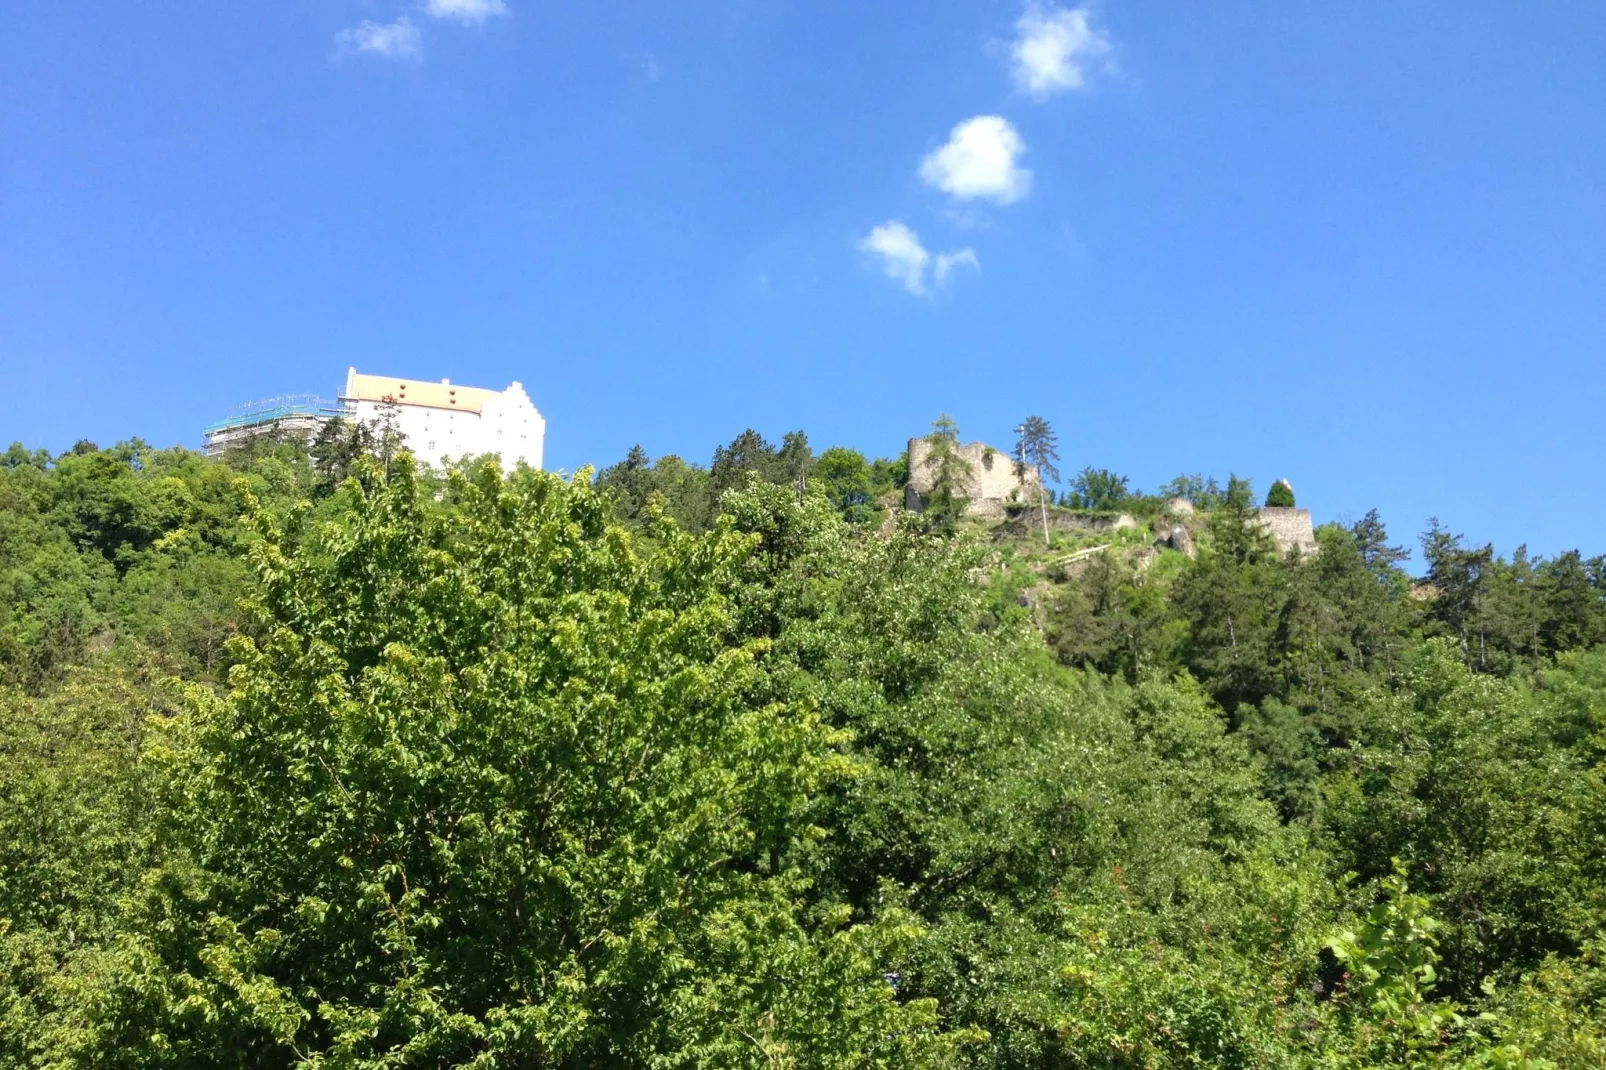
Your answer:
342;367;546;471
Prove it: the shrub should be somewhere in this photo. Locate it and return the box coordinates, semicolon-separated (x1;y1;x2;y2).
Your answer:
1265;479;1296;507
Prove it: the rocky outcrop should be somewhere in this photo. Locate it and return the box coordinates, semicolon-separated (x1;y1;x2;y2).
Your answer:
1156;522;1196;558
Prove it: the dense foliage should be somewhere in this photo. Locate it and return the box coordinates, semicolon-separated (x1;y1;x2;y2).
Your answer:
1;433;1602;1067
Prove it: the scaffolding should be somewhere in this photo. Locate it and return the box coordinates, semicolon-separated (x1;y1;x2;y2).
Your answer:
203;395;348;455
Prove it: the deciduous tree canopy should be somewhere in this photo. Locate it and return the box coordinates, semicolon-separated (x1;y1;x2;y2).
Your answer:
1;434;1602;1067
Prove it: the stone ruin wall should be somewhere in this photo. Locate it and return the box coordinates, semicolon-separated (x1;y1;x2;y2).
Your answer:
902;433;1319;553
1255;507;1319;557
905;437;1041;519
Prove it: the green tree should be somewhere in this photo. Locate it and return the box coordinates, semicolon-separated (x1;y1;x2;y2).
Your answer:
1265;479;1296;508
1353;507;1411;580
1159;473;1224;509
3;442;52;469
370;398;406;475
1171;475;1286;715
1539;549;1606;653
310;416;373;495
650;453;716;532
0;654;178;1066
773;429;814;492
1065;466;1130;512
814;446;874;523
1012;415;1060;546
1046;550;1174;681
917;414;972;536
5;428;1606;1067
1328;862;1464;1065
1322;641;1606;1005
72;459;950;1066
719;483;1323;1068
1421;518;1496;668
1268;521;1411;726
593;443;655;523
868;452;908;501
710;428;778;500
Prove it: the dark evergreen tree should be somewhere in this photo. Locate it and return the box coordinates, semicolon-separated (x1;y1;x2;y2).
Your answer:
709;427;777;499
310;416;373;494
773;430;813;491
1421;518;1496;668
594;443;656;523
1351;507;1410;579
1046;551;1170;681
1171;475;1284;715
1540;549;1606;653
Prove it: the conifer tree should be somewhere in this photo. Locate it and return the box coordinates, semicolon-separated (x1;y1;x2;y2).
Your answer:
371;396;406;475
1013;414;1060;545
1352;508;1410;579
709;427;777;499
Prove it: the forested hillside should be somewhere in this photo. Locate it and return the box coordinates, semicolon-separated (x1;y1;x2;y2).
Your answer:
2;427;1603;1067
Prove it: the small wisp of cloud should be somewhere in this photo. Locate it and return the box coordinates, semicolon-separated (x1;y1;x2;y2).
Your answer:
1011;3;1111;97
425;0;509;25
919;116;1032;204
860;221;978;295
337;0;510;60
934;248;980;287
336;17;423;60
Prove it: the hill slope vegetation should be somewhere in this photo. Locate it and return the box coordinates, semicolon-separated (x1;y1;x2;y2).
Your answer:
1;430;1603;1067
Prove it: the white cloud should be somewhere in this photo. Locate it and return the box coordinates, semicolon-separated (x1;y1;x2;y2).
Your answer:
1011;3;1111;97
425;0;508;23
934;248;980;286
918;116;1032;204
336;17;423;59
859;221;979;295
860;221;930;294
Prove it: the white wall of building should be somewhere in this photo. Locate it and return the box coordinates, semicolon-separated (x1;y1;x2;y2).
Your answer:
477;383;545;471
345;371;546;471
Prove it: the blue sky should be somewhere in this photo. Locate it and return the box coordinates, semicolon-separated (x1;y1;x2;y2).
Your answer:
3;1;1603;560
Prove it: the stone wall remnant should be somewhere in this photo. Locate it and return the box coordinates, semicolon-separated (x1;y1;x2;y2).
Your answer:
905;437;1041;519
1255;507;1319;557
